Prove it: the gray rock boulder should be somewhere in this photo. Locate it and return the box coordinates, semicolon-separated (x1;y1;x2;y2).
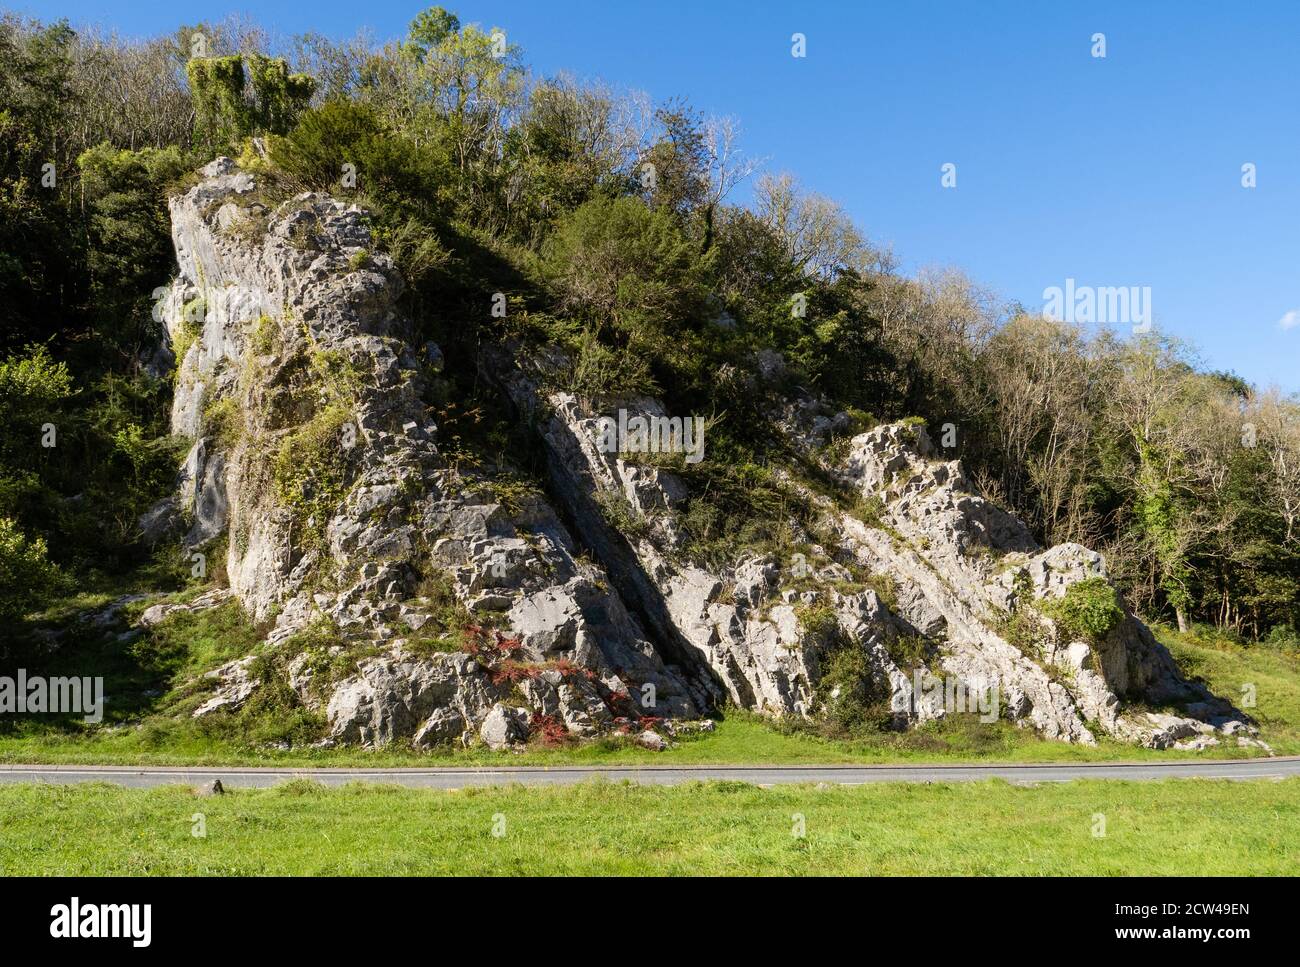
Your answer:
479;703;530;750
193;655;261;717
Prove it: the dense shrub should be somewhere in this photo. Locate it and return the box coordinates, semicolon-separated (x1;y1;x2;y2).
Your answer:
0;515;65;622
269;100;449;222
541;195;712;350
815;645;894;737
1044;578;1126;644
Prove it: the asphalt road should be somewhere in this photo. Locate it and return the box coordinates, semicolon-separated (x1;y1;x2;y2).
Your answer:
1;757;1297;789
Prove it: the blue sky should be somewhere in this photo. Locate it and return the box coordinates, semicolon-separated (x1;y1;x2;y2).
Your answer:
15;0;1299;390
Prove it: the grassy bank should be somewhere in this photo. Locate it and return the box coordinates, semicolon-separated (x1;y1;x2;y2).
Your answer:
0;708;1267;768
2;777;1297;875
1160;624;1300;755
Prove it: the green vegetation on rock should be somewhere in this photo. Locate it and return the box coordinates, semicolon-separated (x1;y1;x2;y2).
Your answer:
1044;577;1126;645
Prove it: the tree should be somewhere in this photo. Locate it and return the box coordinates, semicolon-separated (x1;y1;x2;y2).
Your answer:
542;195;710;343
64;27;192;152
639;98;709;216
982;314;1097;544
0;16;82;350
188;52;315;154
1255;390;1300;545
1104;337;1234;630
406;6;461;54
701;115;758;212
753;172;868;279
78;143;187;353
0;345;74;474
0;516;64;624
510;75;644;240
397;6;524;173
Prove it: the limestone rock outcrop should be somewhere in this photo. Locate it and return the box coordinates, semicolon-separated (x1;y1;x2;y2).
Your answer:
145;158;1255;753
488;349;1255;749
149;158;708;747
827;422;1253;746
486;351;925;726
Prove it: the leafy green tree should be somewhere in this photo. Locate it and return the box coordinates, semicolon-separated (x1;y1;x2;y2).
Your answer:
398;6;524;173
509;77;639;242
78;143;187;353
0;345;74;473
0;17;82;350
640;98;709;217
542;195;712;349
0;346;73;557
406;6;461;53
0;515;64;623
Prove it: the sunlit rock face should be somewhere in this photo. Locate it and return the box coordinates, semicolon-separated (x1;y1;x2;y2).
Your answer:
146;158;1255;753
151;158;707;748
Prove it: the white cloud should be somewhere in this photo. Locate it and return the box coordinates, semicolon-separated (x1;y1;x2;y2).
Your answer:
1280;309;1300;331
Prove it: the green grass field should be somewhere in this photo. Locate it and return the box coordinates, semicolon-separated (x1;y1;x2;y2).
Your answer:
1161;625;1300;754
2;777;1297;875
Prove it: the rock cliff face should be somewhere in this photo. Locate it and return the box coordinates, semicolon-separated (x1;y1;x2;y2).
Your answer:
827;424;1250;747
144;159;1256;752
486;356;1258;751
486;351;911;723
148;158;707;748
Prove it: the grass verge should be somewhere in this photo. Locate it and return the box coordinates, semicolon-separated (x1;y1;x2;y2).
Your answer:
0;709;1267;768
1159;624;1300;755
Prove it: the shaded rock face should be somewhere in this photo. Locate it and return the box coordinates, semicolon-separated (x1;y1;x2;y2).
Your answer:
155;158;706;748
